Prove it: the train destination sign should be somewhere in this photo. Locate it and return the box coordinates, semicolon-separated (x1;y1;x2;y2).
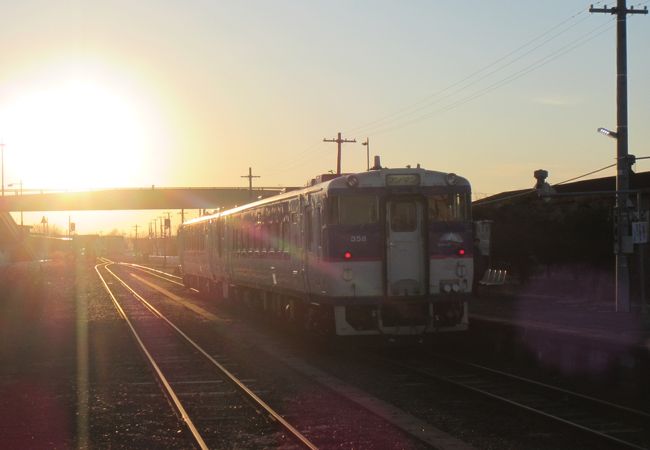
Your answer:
386;174;420;186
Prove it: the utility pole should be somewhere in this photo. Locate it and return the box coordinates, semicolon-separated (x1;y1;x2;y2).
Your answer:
1;141;5;197
8;181;23;227
590;1;647;312
324;132;356;175
133;224;139;260
241;167;260;199
361;138;370;171
165;212;171;238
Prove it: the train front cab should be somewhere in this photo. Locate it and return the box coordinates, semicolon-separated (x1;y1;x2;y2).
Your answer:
321;175;472;336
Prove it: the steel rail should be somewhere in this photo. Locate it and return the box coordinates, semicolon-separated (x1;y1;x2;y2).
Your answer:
433;353;650;420
377;355;647;450
100;262;319;450
119;262;185;285
94;261;210;450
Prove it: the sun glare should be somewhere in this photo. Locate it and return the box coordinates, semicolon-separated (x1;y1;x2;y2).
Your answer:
2;75;150;190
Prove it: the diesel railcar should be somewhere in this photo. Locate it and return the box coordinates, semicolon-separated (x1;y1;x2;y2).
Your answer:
179;165;473;336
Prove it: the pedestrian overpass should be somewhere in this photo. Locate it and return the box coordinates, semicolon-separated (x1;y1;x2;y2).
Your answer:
0;187;288;212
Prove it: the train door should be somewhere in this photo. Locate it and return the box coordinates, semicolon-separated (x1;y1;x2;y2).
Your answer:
303;204;313;292
303;201;324;287
386;197;426;296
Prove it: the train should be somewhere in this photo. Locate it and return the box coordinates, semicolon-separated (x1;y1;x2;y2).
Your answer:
178;163;473;337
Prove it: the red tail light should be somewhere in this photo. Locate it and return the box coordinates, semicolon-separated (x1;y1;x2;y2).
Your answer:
344;251;352;260
457;248;466;256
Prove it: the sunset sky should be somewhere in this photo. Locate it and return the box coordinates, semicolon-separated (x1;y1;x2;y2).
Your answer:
1;1;649;235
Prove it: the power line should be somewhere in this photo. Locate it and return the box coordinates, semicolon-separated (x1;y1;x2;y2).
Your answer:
262;3;618;176
473;160;621;206
360;18;615;137
472;189;536;206
268;142;330;175
345;6;596;137
553;163;617;185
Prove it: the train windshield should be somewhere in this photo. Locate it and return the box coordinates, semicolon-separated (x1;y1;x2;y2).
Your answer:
428;193;470;222
330;195;379;225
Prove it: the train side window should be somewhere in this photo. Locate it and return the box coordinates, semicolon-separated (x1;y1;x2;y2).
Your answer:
217;220;223;257
271;221;280;252
313;206;322;255
263;221;271;251
291;218;299;253
304;206;312;251
328;196;339;224
281;219;289;252
254;222;261;252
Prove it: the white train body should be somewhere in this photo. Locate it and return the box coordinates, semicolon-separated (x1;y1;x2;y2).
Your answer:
179;167;473;336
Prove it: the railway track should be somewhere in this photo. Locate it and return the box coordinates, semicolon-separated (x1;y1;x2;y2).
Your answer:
105;261;650;449
100;260;475;449
374;351;650;449
95;260;317;449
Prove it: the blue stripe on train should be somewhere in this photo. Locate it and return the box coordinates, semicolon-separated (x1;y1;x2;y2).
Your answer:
325;223;473;261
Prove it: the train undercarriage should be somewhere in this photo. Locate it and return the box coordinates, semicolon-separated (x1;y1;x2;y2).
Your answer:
183;273;467;337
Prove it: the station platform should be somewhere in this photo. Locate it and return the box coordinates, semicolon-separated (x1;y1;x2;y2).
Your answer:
469;287;650;352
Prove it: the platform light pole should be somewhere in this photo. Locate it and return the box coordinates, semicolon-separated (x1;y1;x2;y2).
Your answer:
1;141;5;197
361;138;370;171
590;1;647;312
133;224;139;260
8;181;23;227
159;216;164;256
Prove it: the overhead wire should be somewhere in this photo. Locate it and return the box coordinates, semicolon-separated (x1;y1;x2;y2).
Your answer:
262;2;613;177
472;189;536;206
358;18;615;137
473;160;620;206
553;163;617;185
345;5;596;137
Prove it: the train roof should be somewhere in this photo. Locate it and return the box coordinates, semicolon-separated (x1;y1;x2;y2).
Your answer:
181;167;470;227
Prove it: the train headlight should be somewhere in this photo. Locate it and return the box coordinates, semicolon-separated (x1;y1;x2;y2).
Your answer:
441;280;462;294
342;268;353;281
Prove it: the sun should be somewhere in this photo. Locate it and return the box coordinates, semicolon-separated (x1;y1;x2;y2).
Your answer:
2;73;151;190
